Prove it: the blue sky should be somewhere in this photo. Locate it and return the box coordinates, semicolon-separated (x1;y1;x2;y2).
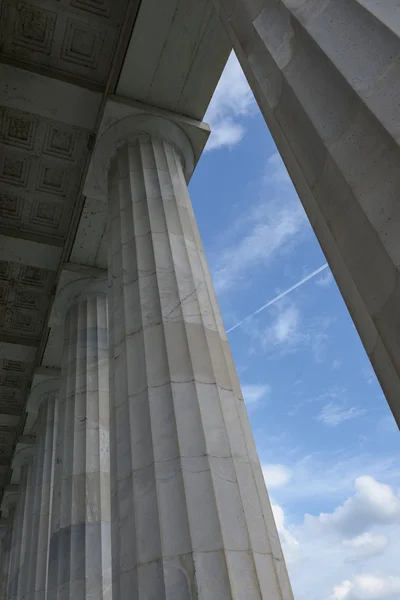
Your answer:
189;54;400;600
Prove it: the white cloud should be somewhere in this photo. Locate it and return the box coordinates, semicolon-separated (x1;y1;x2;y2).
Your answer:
315;476;400;537
268;474;400;600
265;152;292;185
330;575;400;600
213;200;305;294
205;52;255;151
211;151;307;294
316;270;334;287
343;533;389;561
264;305;299;345
242;383;270;407
272;503;299;560
317;403;366;427
263;464;292;488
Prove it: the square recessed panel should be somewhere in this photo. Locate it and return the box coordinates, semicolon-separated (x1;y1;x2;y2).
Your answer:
61;18;105;69
70;0;111;18
10;309;37;333
13;1;57;54
0;110;37;151
0;154;30;187
14;289;41;311
0;192;24;222
3;360;26;373
36;162;68;196
0;371;23;389
29;197;64;229
42;124;79;161
18;265;48;289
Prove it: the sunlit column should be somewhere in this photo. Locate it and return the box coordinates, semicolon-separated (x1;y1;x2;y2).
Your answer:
212;0;400;426
93;113;292;599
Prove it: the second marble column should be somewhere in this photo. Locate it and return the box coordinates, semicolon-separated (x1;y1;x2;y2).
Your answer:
48;289;111;599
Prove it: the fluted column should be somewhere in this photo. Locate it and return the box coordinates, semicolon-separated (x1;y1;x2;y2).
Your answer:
8;453;34;600
212;0;400;425
94;114;292;599
48;287;111;599
24;380;59;600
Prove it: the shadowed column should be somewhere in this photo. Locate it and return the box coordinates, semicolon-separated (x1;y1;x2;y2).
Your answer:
24;381;59;600
0;503;16;600
8;453;34;600
212;0;400;426
47;289;111;599
94;114;292;599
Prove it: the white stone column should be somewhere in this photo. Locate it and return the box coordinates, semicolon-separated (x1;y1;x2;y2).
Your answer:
94;114;292;599
48;285;111;600
8;452;35;600
24;380;59;600
212;0;400;426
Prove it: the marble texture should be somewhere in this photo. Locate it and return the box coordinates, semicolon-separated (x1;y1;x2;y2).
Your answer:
212;0;400;426
8;459;34;600
47;292;112;600
104;117;292;599
24;383;59;600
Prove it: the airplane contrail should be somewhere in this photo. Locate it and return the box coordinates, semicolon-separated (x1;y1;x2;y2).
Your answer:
226;263;329;333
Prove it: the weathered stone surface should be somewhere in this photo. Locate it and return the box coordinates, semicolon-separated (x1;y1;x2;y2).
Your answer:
212;0;400;426
47;291;112;600
8;457;34;599
24;383;59;600
100;115;292;599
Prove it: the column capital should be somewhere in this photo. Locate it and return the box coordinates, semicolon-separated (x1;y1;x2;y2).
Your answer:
0;492;19;520
50;274;107;329
93;113;195;193
25;378;60;425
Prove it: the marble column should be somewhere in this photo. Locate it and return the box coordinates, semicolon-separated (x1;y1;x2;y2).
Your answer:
24;380;59;600
47;287;111;599
0;504;16;600
212;0;400;425
8;452;34;600
94;114;292;599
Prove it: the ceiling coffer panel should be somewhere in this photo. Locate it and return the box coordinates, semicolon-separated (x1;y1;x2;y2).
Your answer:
0;0;128;86
0;105;91;241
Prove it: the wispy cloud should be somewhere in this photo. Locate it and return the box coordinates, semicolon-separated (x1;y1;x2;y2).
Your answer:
247;301;334;362
242;383;270;408
316;270;334;288
263;305;300;346
212;152;308;294
317;403;366;427
205;52;256;151
263;463;292;488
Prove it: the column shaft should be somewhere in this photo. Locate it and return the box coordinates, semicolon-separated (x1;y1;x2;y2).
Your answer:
8;462;33;600
25;394;58;600
48;294;111;599
212;0;400;424
0;516;13;600
108;134;292;599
